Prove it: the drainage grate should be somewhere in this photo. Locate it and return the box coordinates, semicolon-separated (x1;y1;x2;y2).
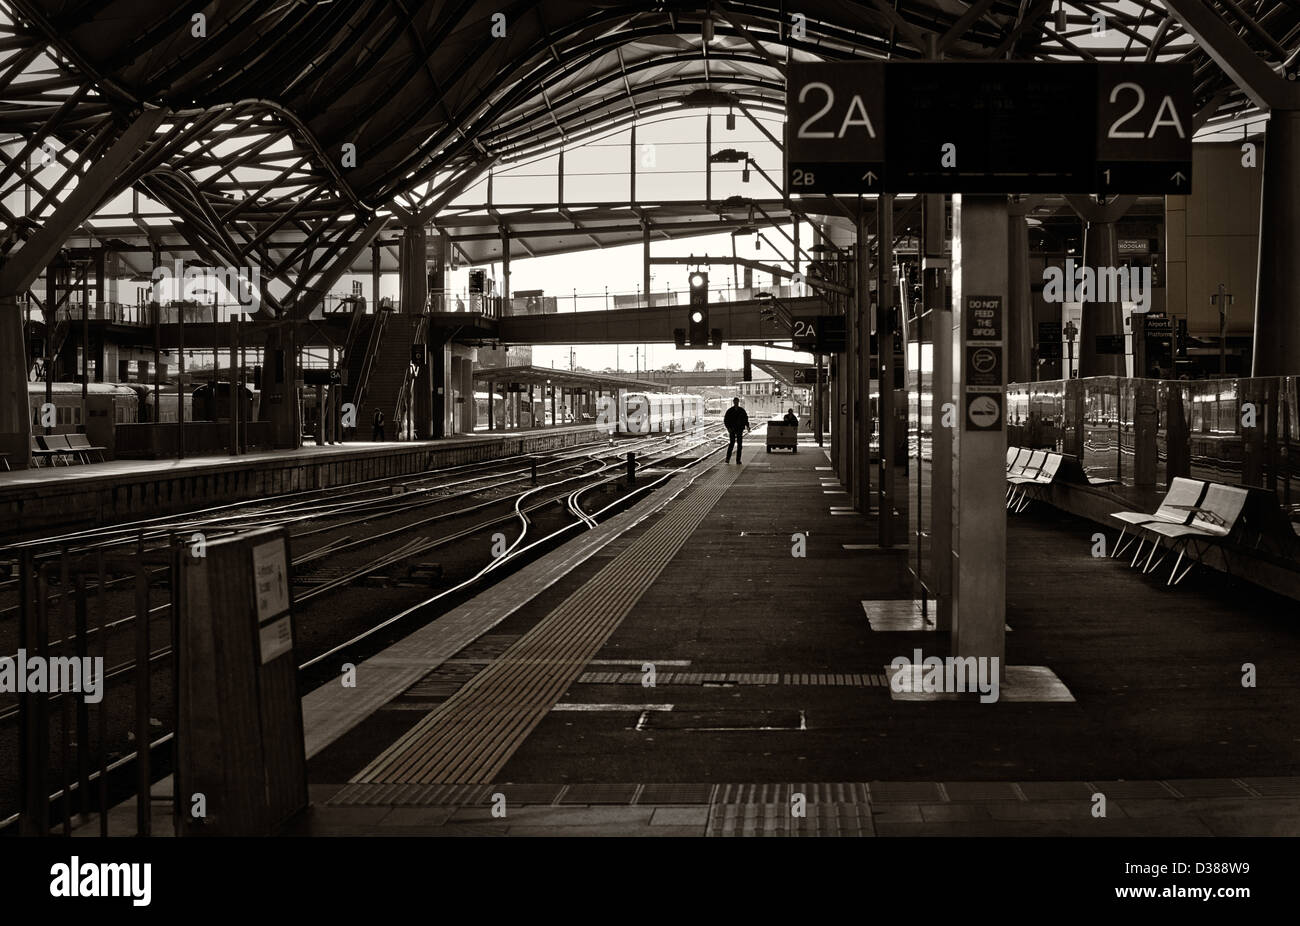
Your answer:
398;661;484;702
557;783;641;805
637;783;716;805
640;710;805;732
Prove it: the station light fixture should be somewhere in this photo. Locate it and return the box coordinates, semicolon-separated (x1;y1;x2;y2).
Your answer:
708;148;748;164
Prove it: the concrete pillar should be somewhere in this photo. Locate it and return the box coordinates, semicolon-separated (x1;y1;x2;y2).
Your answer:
855;210;872;513
414;336;432;440
1134;380;1158;487
259;325;300;449
399;225;428;314
1253;109;1300;376
950;194;1008;669
1078;221;1125;377
1165;382;1190;481
925;194;954;631
0;296;31;467
500;227;511;308
459;353;474;433
877;193;897;544
427;337;449;440
831;355;843;479
1007;203;1034;384
428;230;447;311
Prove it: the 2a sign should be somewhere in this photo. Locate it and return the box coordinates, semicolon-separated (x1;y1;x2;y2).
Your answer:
785;62;1191;194
785;60;885;193
1095;63;1192;192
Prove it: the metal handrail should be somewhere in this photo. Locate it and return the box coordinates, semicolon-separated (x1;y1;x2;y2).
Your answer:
394;314;429;440
350;305;390;423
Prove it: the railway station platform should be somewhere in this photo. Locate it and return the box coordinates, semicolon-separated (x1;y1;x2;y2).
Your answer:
256;439;1300;837
0;425;604;541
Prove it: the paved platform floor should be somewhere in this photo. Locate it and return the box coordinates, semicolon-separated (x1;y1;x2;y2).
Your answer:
0;425;594;489
294;440;1300;835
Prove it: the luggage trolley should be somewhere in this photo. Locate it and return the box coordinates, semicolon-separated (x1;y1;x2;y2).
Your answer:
765;419;798;453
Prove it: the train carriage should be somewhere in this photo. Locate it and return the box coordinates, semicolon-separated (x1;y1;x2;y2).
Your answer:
615;391;703;434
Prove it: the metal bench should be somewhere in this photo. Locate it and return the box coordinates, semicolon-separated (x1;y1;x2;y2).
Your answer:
1005;447;1096;512
30;436;61;467
1110;478;1250;585
64;432;106;463
38;434;84;465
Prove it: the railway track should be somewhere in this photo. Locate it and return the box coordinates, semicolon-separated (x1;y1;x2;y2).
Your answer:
0;425;727;832
0;426;724;723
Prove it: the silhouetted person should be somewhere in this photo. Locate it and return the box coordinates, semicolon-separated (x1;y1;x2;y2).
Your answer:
723;397;750;463
372;409;385;441
783;408;798;428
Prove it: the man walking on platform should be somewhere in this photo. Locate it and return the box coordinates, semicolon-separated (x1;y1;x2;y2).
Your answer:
372;408;386;442
724;397;750;464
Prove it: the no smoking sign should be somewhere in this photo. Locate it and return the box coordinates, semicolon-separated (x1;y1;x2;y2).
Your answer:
965;390;1003;431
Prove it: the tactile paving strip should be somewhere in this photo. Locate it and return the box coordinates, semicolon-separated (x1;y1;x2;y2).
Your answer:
352;464;744;785
706;803;875;836
578;671;887;686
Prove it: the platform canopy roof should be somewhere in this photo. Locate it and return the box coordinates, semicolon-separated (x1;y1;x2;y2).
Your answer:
472;363;662;392
2;1;1296;311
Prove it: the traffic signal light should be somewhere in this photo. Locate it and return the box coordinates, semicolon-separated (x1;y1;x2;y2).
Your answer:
688;271;709;345
743;348;752;381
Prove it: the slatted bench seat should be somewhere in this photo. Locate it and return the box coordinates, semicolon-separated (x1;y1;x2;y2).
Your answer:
1110;477;1250;585
64;432;106;463
30;436;60;467
37;434;84;465
1005;447;1094;512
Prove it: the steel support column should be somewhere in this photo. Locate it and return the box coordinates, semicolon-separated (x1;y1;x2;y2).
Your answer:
0;108;167;469
877;193;897;546
1007;198;1035;384
1253;110;1300;375
925;193;954;631
951;194;1008;669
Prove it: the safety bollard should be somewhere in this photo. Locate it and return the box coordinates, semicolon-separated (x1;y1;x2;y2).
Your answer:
626;451;636;486
531;458;538;485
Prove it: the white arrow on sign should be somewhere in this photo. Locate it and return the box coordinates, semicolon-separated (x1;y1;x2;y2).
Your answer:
1171;171;1187;186
863;170;877;185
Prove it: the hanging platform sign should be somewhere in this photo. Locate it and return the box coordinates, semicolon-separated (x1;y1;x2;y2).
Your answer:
785;62;1192;194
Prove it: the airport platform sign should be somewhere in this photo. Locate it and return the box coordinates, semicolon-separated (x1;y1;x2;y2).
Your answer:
785;62;1192;195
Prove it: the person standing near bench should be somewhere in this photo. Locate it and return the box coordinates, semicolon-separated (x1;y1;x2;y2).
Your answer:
724;397;750;464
